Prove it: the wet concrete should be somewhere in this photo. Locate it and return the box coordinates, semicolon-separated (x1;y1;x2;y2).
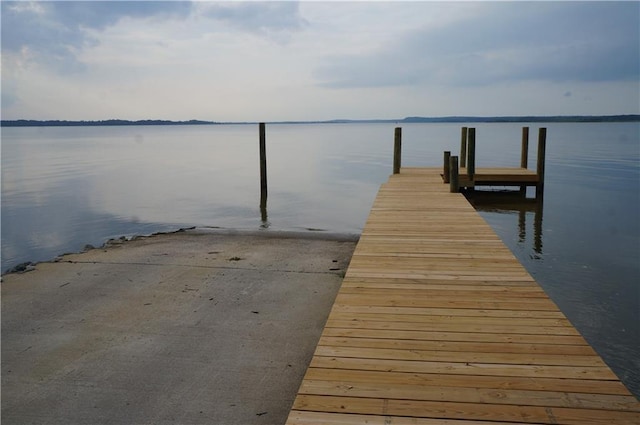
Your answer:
1;229;357;425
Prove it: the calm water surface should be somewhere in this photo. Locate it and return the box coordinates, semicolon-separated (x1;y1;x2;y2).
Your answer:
2;122;639;396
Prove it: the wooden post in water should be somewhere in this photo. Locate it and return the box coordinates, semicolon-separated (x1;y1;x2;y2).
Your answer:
521;127;529;168
393;127;402;174
536;127;546;197
460;127;468;168
449;155;459;193
467;128;476;184
259;123;267;208
520;127;529;194
443;151;451;183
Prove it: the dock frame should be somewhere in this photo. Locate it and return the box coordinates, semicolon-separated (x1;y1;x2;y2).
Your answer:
439;126;545;196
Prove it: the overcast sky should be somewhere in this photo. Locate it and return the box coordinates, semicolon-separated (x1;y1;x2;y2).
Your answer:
2;1;639;121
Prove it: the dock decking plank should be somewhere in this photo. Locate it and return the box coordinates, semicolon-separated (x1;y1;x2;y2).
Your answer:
285;167;640;424
308;356;619;381
292;395;640;425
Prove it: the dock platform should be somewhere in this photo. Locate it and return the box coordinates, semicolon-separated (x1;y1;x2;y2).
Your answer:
457;167;539;187
439;126;546;193
286;167;640;424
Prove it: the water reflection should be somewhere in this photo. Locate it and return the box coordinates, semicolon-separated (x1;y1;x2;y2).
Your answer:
0;175;185;270
465;189;544;255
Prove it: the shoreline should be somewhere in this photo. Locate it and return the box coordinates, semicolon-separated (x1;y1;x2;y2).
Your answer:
3;226;361;275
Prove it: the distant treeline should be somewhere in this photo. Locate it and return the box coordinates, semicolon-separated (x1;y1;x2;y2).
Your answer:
400;115;640;123
2;115;638;127
1;119;217;127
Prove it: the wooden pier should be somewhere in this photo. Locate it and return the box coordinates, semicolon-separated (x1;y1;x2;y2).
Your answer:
286;166;640;424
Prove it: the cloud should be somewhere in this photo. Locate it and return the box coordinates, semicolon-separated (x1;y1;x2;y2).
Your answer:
1;1;193;72
51;1;193;30
1;78;18;109
1;1;637;120
198;1;307;34
315;2;640;88
1;1;308;73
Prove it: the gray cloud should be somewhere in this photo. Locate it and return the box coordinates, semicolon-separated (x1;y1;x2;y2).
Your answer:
201;1;307;33
1;1;193;72
316;2;640;88
1;1;307;72
50;1;193;30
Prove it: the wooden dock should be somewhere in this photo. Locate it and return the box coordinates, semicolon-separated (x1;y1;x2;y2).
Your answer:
286;167;640;424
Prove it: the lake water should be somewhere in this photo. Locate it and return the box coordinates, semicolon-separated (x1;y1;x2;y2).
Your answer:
2;122;639;396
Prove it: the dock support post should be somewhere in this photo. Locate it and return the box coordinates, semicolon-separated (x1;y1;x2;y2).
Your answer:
520;127;529;194
393;127;402;174
443;151;451;183
259;122;267;209
449;155;459;193
536;127;546;197
521;127;529;168
460;127;468;168
467;128;476;186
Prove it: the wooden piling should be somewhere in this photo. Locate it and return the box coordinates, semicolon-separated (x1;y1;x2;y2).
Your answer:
449;155;459;193
520;127;529;168
467;128;476;182
393;127;402;174
460;127;468;168
443;151;451;183
520;127;529;194
536;127;546;196
259;123;267;205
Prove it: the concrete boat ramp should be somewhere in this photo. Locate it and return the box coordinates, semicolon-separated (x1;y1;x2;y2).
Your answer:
1;230;357;425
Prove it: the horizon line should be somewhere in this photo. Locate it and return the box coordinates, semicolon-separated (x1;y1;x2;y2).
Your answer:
2;114;639;127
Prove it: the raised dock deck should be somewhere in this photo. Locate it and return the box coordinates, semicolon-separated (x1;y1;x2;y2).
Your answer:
286;167;640;424
457;167;539;187
441;126;546;193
